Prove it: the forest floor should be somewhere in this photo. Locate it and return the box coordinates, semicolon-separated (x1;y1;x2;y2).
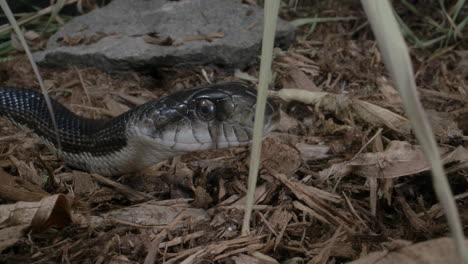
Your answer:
0;1;467;263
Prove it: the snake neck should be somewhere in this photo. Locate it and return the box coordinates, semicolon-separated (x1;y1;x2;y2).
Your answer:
0;86;191;175
0;87;135;174
0;86;129;153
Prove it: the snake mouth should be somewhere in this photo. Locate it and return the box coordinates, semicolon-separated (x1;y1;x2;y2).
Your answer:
137;82;280;151
159;104;280;152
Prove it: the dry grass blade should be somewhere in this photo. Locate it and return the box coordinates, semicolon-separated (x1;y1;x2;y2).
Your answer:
290;16;358;26
241;0;280;235
45;0;67;30
0;0;78;36
360;1;468;262
0;1;62;152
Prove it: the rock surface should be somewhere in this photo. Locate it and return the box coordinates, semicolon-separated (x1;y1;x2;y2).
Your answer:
35;0;295;72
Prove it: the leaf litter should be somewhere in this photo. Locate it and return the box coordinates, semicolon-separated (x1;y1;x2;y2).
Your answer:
0;1;467;263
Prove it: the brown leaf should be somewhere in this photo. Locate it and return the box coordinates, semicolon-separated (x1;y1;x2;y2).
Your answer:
233;253;278;264
277;110;302;133
72;171;98;195
99;203;209;227
348;237;467;264
231;183;271;207
0;167;15;187
191;186;213;208
275;89;412;135
104;96;131;117
0;184;46;202
426;110;463;143
377;76;402;106
0;225;29;253
260;136;301;175
295;142;330;161
0;194;72;251
117;92;151;105
320;141;468;180
289;68;320;92
9;156;43;186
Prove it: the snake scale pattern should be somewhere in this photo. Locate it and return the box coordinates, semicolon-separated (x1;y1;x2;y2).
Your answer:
0;82;279;176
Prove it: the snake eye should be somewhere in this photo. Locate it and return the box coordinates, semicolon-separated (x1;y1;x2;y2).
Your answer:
197;99;216;121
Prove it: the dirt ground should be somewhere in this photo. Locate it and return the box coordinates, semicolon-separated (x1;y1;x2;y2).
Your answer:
0;1;467;263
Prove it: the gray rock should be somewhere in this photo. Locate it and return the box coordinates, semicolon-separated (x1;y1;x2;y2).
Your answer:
35;0;295;72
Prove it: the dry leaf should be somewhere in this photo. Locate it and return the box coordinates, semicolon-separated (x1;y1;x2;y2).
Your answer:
0;225;29;253
261;136;301;175
96;203;209;227
289;68;320;92
233;253;278;264
348;237;467;264
277;110;302;133
377;76;402;106
72;171;99;195
295;142;330;161
320;141;468;180
352;99;410;135
274;89;411;135
104;96;131;117
426;110;463;143
24;30;40;41
0;169;46;202
250;251;279;264
117;92;152;105
283;257;305;264
9;156;43;186
0;194;72;252
231;183;271;207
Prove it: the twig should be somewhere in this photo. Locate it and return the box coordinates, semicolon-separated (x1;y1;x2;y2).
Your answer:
144;211;187;264
90;173;152;202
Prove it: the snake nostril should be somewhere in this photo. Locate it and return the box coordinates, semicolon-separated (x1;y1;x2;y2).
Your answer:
176;104;188;115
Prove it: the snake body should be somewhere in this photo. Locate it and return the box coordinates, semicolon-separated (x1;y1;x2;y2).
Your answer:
0;82;278;176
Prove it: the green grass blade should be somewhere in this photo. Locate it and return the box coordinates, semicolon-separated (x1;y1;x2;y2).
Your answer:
458;16;468;32
393;11;424;47
420;35;448;48
451;0;466;25
400;0;444;30
0;40;13;56
305;14;319;38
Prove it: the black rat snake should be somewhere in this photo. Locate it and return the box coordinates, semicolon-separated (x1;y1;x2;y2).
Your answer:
0;82;279;176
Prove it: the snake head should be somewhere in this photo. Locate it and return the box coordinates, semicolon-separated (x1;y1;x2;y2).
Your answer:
135;82;279;153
